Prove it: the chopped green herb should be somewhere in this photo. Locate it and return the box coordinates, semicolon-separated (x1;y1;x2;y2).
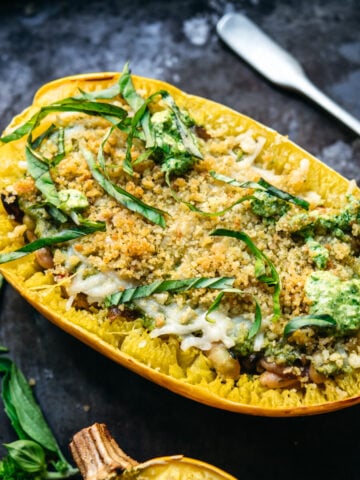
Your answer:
0;227;103;264
284;314;337;338
82;146;167;227
211;229;281;321
105;276;235;307
210;171;309;210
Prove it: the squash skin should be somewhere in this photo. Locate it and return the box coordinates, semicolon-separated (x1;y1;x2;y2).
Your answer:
0;72;359;417
69;422;237;480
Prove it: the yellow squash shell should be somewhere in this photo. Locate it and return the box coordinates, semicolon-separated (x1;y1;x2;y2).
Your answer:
0;71;359;417
69;422;237;480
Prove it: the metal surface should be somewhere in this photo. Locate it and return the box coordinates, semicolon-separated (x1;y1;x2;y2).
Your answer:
0;1;360;480
217;12;360;136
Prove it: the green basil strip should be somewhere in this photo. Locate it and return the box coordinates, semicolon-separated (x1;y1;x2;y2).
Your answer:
257;178;309;210
26;144;61;207
210;171;259;189
83;147;167;227
53;127;66;165
248;298;263;338
97;125;117;174
166;172;254;217
205;291;226;323
76;82;121;101
205;288;262;337
119;62;145;111
122;92;159;175
210;171;309;210
0;227;100;264
119;62;155;148
0;100;127;144
105;276;235;307
211;228;281;321
283;314;337;338
30;124;57;149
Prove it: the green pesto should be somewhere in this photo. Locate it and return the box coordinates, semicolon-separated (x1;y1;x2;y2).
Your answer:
305;237;329;269
291;195;360;238
306;271;360;333
250;191;289;221
151;109;197;177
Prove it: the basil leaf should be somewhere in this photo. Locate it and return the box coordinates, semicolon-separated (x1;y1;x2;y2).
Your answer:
76;82;120;100
166;172;254;216
97;125;117;174
211;229;281;321
205;288;262;337
105;276;235;307
284;314;337;338
0;227;100;264
1;368;28;440
210;171;309;210
205;291;226;323
4;440;46;474
210;171;259;189
0;357;78;478
5;363;59;453
53;127;66;165
248;299;262;339
119;62;154;149
118;62;145;111
26;144;60;208
122;93;157;175
82;147;167;227
257;178;309;210
1;100;127;144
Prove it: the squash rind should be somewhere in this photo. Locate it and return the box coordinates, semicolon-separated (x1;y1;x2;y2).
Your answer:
1;72;359;417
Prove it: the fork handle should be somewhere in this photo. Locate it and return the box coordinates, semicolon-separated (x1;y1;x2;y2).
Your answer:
294;75;360;136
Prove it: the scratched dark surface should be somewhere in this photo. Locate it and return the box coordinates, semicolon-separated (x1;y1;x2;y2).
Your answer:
0;1;360;479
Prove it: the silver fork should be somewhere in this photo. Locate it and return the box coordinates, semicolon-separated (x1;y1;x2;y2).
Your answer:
217;12;360;136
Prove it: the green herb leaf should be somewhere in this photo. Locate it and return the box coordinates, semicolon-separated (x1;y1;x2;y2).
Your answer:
82;146;167;227
0;227;101;264
53;127;66;165
119;62;154;149
6;363;61;453
0;356;78;478
26;144;61;208
257;178;309;210
205;288;262;337
105;276;235;307
210;229;281;321
76;82;121;101
119;62;145;111
248;298;262;338
210;171;309;210
283;314;337;338
166;172;254;217
1;363;28;441
0;99;127;144
4;440;46;474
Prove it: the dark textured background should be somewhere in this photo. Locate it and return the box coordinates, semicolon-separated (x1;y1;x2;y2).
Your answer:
0;1;359;479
